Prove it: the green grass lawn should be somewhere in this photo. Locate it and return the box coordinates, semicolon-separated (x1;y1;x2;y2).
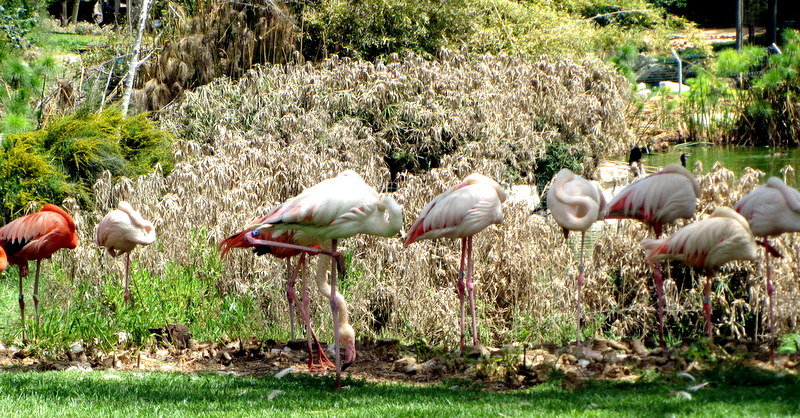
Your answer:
0;367;796;417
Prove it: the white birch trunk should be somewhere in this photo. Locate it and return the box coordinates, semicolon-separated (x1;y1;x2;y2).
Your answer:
121;0;152;116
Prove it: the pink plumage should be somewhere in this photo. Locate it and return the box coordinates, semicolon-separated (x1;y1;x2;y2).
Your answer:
606;164;699;236
734;177;800;237
404;173;505;246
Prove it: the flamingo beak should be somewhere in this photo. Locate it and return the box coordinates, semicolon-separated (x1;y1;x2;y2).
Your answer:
342;342;356;370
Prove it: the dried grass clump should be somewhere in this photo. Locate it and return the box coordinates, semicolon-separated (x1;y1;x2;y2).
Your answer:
162;52;632;181
55;54;798;347
132;0;299;112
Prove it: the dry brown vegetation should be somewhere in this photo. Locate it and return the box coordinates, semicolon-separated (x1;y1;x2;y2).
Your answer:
54;53;798;348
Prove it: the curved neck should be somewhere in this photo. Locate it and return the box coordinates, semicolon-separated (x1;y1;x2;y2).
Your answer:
553;177;597;217
314;247;349;327
365;198;403;238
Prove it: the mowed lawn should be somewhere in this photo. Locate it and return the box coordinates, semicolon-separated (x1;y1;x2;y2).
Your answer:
0;367;796;417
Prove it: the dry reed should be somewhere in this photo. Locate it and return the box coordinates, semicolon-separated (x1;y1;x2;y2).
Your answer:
57;53;798;347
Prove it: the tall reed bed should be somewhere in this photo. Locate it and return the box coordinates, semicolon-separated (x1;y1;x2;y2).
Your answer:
10;53;798;348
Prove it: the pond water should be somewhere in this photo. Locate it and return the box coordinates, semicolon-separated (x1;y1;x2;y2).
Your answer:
613;144;800;180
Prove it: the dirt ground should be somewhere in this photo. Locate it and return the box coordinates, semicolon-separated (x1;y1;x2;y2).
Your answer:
0;336;797;390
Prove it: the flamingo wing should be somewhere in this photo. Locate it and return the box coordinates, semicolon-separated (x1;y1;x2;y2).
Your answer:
0;208;77;260
405;182;502;245
735;177;800;237
607;170;697;225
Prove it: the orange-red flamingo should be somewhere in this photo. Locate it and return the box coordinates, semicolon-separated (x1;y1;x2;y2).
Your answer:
606;163;699;347
0;246;7;273
245;170;403;389
642;207;757;339
219;209;335;371
0;204;78;339
404;173;505;349
95;202;156;304
547;169;605;345
735;177;800;357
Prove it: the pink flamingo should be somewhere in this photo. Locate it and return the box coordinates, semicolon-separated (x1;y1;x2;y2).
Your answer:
642;207;757;339
0;204;79;339
95;202;157;304
734;177;800;357
404;173;506;349
606;163;699;347
248;170;403;389
219;209;335;371
547;169;605;345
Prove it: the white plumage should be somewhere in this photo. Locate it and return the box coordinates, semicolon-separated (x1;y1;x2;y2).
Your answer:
735;177;800;237
547;169;605;233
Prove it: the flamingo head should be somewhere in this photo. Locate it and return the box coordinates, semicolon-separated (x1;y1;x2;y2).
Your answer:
340;323;357;370
376;196;404;238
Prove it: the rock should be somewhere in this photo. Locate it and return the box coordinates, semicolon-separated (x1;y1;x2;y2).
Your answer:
577;359;590;368
658;81;690;94
559;353;578;365
220;351;233;363
421;358;444;376
629;339;649;356
69;342;85;355
464;345;491;359
373;339;399;362
394;357;423;375
287;339;308;351
569;346;603;362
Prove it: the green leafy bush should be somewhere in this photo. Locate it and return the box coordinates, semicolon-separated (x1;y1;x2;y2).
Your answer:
0;109;173;222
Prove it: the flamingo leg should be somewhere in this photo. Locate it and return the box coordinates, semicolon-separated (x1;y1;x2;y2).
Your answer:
33;259;41;329
576;232;585;346
18;265;26;341
466;236;478;346
124;253;132;306
765;244;775;360
653;261;666;348
298;254;334;371
457;237;467;350
286;257;296;340
329;239;342;390
703;273;713;339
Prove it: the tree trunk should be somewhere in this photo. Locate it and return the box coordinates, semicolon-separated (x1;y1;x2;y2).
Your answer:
114;0;120;27
121;0;152;116
767;0;778;45
736;0;743;51
71;0;80;25
60;0;68;26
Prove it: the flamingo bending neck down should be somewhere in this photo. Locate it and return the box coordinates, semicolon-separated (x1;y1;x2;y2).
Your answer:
735;176;800;358
404;173;506;349
95;201;157;305
547;169;605;345
642;207;757;339
0;204;78;340
219;212;336;371
251;170;404;389
605;163;699;347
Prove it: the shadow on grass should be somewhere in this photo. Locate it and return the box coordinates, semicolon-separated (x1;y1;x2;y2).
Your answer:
0;366;797;416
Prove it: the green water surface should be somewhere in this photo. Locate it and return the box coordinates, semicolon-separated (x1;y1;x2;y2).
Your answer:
616;144;800;179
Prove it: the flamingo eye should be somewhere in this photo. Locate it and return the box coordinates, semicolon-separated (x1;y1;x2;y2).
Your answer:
251;229;260;237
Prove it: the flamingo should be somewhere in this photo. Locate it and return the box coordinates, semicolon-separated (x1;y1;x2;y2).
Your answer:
547;169;605;345
0;246;7;273
605;163;699;347
0;204;78;339
404;173;506;349
247;170;404;389
95;202;157;304
642;207;757;339
734;177;800;357
219;210;335;371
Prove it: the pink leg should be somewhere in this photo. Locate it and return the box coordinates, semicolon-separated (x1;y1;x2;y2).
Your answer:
653;261;666;348
124;253;132;306
576;232;585;346
18;264;27;341
33;260;41;327
466;236;478;346
298;254;334;371
765;245;775;360
457;238;467;350
703;273;713;339
286;257;296;340
329;239;342;390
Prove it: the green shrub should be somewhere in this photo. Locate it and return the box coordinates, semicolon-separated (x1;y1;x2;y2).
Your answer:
0;109;173;222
